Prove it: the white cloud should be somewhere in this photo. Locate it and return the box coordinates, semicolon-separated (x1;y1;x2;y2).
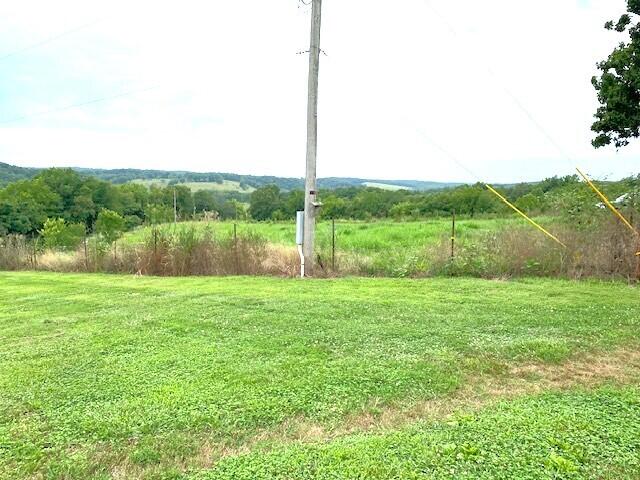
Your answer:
0;0;638;182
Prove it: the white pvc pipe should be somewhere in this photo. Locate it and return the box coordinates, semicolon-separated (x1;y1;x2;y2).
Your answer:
297;244;305;278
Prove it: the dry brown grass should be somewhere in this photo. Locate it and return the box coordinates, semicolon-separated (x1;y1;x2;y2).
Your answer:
433;218;640;280
3;217;639;280
0;235;35;270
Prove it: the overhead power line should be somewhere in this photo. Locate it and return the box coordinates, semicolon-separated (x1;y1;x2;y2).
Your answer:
0;85;158;125
412;126;566;247
420;0;575;169
418;1;635;246
0;18;102;62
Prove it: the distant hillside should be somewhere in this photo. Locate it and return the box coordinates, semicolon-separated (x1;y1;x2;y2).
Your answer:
0;162;39;186
0;163;462;192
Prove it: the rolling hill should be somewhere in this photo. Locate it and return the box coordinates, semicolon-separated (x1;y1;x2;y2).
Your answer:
0;162;463;191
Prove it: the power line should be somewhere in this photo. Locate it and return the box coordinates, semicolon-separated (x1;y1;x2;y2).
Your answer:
420;0;576;169
420;1;640;236
0;18;102;62
0;85;159;125
412;126;483;182
411;124;566;247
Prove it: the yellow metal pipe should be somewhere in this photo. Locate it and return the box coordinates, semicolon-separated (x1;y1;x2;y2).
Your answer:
484;184;566;248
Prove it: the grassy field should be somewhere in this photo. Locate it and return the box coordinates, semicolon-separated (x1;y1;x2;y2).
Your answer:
202;387;640;479
1;273;638;479
131;179;255;193
122;217;559;276
361;182;411;191
124;217;533;252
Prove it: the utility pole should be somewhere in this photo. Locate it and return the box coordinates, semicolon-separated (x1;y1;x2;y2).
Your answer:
303;0;323;276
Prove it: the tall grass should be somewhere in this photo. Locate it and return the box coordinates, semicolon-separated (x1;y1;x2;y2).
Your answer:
432;217;640;280
1;217;638;280
0;235;35;271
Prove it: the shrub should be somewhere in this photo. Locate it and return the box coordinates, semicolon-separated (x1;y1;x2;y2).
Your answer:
40;218;85;251
96;209;125;245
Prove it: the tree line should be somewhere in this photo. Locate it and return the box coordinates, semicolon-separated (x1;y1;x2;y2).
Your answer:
0;168;245;237
1;167;638;241
248;175;639;222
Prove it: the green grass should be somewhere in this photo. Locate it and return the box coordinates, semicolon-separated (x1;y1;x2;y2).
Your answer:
361;182;411;191
124;217;531;252
199;387;640;480
130;179;255;193
122;217;558;276
0;273;638;479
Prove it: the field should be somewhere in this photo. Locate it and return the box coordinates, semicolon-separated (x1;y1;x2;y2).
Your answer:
124;217;533;252
361;182;411;191
120;217;565;277
1;272;639;479
131;179;255;193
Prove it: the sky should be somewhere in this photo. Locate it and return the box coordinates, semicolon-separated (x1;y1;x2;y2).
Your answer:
0;0;638;183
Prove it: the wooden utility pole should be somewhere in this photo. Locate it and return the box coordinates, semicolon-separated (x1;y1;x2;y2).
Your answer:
303;0;323;276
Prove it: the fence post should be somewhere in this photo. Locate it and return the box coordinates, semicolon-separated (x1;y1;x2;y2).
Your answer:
635;238;640;282
234;223;239;275
83;234;88;271
153;227;158;273
32;238;38;269
451;209;456;259
332;218;336;271
94;238;99;272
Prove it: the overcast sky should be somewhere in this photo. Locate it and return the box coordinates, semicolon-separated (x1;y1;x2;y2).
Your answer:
1;0;638;183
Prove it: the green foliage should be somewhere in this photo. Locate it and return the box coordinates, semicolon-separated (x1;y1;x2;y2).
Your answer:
200;387;640;479
0;178;61;234
0;273;638;478
592;0;640;148
0;162;39;187
193;190;217;213
40;218;85;250
95;209;125;244
249;185;282;220
1;166;637;241
144;204;174;225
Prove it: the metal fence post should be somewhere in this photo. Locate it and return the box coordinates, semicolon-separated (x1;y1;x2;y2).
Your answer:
451;209;456;259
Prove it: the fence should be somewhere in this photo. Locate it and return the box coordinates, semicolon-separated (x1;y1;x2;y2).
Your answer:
2;216;639;281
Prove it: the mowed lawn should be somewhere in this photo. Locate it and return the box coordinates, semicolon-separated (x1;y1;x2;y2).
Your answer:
0;273;639;479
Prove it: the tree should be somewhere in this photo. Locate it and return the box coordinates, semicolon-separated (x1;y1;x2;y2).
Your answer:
283;190;305;218
514;193;544;213
144;204;173;225
36;168;83;218
249;185;282;221
95;209;125;245
592;0;640;148
0;179;61;234
219;199;247;220
193;190;217;213
40;218;85;250
320;195;347;219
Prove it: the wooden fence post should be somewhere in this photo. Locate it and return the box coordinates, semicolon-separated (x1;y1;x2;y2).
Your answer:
153;228;158;273
84;235;88;271
233;223;240;275
32;238;38;269
332;218;336;271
